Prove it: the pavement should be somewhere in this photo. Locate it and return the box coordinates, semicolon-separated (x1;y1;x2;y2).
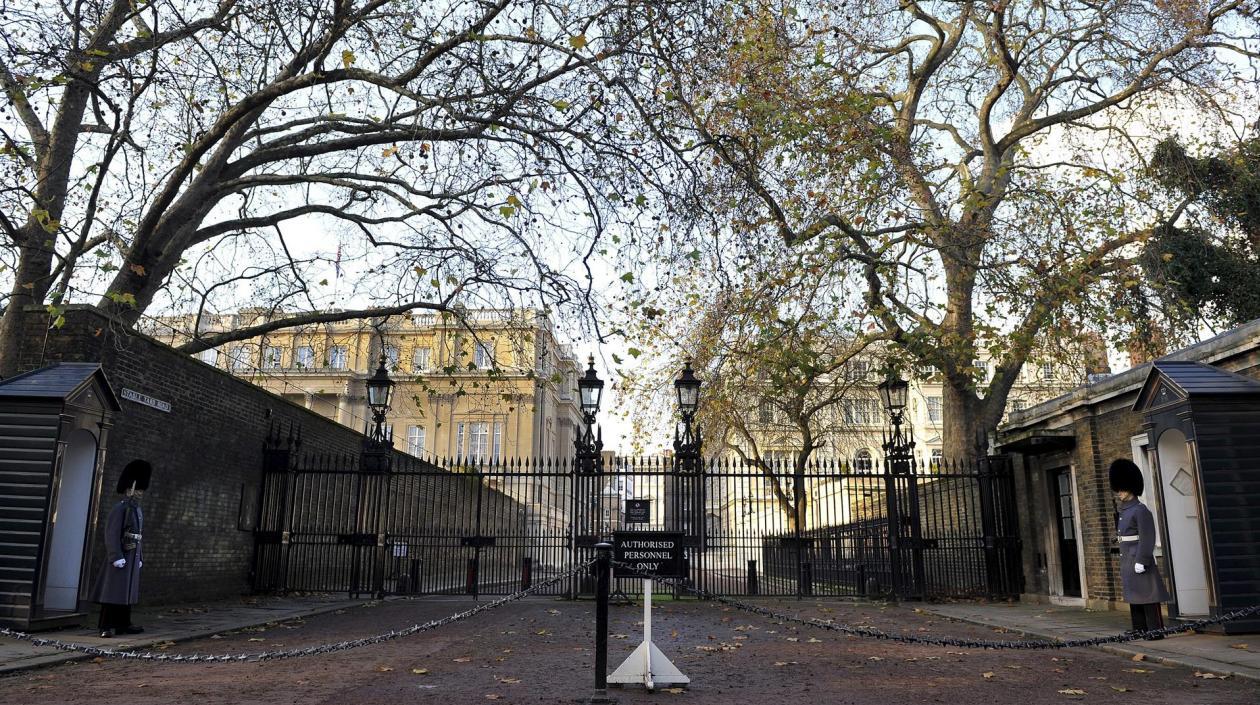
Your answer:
0;594;369;675
923;601;1260;681
4;594;1259;685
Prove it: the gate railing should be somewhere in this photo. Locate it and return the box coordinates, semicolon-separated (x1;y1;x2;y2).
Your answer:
250;452;1021;601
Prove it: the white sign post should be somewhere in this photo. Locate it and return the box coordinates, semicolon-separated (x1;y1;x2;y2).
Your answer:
607;578;689;689
609;530;689;690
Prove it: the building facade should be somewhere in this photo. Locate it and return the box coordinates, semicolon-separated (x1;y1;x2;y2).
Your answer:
998;320;1260;632
143;309;585;462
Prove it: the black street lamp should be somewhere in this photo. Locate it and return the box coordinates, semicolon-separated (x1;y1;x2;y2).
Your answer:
362;354;395;472
878;371;915;474
673;359;702;471
575;355;604;473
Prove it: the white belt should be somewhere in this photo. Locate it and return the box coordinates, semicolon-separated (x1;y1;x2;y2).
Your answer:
1117;535;1139;542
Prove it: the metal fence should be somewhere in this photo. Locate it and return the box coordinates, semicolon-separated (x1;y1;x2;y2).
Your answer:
251;451;1021;601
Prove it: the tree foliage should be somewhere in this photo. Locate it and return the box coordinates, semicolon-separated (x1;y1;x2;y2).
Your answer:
0;0;673;374
626;0;1260;456
1140;137;1260;331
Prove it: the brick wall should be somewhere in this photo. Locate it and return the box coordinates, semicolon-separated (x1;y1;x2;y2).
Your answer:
17;306;382;604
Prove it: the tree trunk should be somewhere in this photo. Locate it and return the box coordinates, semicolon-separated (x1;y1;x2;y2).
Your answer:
940;374;986;460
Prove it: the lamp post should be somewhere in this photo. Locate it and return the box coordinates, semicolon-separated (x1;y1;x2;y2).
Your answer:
673;359;702;471
878;369;924;599
575;355;604;473
362;354;396;472
877;371;914;474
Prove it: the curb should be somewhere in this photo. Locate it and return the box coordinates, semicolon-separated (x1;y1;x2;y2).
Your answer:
0;599;371;677
924;608;1260;683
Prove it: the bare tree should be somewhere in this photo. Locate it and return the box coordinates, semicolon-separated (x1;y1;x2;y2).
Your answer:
0;0;673;375
632;0;1260;457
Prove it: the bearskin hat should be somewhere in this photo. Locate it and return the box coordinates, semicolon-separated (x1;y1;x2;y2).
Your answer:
116;460;152;494
1108;458;1143;496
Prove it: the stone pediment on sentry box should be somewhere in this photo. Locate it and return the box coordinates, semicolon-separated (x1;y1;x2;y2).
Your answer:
1133;360;1260;413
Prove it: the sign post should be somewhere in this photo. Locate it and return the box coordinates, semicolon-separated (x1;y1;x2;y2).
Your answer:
608;531;689;690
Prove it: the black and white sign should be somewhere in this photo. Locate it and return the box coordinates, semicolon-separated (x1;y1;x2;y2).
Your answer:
624;499;651;524
120;388;171;413
614;531;685;578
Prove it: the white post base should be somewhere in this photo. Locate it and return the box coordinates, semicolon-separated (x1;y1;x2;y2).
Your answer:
607;640;690;688
606;578;689;690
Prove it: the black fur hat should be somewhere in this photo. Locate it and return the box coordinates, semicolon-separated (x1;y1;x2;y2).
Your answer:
1109;458;1143;496
116;460;152;494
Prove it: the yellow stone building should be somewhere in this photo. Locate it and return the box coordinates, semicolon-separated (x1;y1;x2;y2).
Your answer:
143;309;585;462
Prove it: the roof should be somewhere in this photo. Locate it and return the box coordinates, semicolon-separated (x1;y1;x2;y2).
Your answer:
0;363;121;409
1133;360;1260;412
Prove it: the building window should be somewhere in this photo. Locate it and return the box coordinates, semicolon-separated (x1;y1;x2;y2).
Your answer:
493;422;503;460
930;448;944;467
197;348;219;367
407;426;426;456
843;398;880;425
927;396;943;424
229;346;250;371
383;344;400;371
468;422;489;460
1011;399;1027;412
295;346;315;369
1040;362;1056;382
412;347;431;372
845;359;871;382
328;345;347;369
854;448;873;472
758;402;774;424
474;341;494;369
263;346;283;369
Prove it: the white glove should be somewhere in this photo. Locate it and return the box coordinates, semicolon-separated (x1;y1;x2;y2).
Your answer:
1134;563;1146;574
113;559;126;569
138;560;143;568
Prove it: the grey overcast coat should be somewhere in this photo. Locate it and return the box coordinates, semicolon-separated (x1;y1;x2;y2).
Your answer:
1116;497;1170;605
91;498;143;605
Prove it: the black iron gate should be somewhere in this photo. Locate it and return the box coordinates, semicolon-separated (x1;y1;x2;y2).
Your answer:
251;450;1021;600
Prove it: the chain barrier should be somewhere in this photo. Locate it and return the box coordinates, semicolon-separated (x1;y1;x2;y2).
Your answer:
610;560;1260;650
0;561;593;663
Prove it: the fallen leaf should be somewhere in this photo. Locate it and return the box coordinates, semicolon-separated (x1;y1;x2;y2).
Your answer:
1193;671;1229;679
1058;689;1087;695
374;665;393;672
1110;686;1132;692
1131;653;1146;662
807;637;822;643
982;672;995;680
611;634;628;639
1230;643;1249;650
485;695;502;701
535;629;550;636
663;687;686;694
496;676;521;684
868;656;883;661
1124;668;1152;674
786;637;799;642
248;638;265;642
411;668;429;675
453;657;472;663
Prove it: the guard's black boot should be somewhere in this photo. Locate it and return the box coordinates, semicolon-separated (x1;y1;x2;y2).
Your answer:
99;629;115;638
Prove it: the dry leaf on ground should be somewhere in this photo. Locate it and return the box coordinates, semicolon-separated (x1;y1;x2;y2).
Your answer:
1058;689;1086;695
411;668;429;675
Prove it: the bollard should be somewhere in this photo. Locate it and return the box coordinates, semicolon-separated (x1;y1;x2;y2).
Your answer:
593;542;612;701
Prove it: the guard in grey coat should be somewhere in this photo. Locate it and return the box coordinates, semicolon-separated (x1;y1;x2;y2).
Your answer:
1111;459;1170;633
92;460;150;638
